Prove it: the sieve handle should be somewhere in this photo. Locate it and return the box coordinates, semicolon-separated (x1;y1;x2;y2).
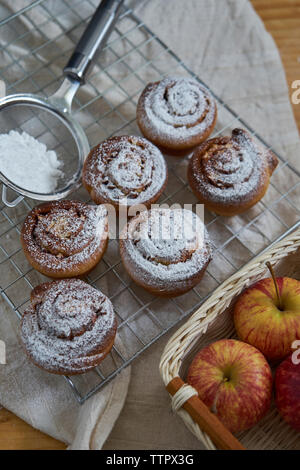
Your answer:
64;0;124;84
2;185;24;208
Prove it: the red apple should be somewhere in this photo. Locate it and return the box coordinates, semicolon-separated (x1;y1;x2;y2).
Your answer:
187;339;272;433
275;353;300;431
234;277;300;361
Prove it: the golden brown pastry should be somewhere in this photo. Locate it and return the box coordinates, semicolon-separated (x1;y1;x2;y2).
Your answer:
120;208;212;297
21;200;108;278
20;279;117;375
137;76;217;155
188;128;278;216
82;135;167;210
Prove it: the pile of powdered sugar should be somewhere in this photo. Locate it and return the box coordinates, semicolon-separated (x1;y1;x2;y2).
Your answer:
0;130;63;193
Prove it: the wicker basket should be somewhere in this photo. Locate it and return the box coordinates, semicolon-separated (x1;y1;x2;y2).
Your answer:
159;223;300;450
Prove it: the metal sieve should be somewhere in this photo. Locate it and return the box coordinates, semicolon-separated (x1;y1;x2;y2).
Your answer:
0;0;124;207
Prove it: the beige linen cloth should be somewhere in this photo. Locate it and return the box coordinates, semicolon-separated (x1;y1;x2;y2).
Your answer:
0;0;299;450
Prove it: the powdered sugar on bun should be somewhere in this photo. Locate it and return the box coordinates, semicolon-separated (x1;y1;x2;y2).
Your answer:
188;128;278;216
82;135;167;208
21;279;117;375
137;76;217;151
21;200;108;277
120;208;212;296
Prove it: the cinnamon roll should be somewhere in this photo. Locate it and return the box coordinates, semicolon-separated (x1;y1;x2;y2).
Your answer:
82;135;168;210
21;200;108;278
20;279;117;375
137;76;217;154
188;128;278;216
120;208;212;297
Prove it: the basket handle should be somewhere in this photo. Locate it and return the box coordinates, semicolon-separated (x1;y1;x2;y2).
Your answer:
166;377;245;450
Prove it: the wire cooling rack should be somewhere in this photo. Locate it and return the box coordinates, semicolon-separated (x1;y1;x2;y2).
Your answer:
0;0;300;403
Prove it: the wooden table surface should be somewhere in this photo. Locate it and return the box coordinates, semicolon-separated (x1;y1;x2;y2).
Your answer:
0;0;299;451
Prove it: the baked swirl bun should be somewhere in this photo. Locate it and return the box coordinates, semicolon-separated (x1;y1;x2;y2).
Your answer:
120;208;212;297
188;128;278;216
20;279;117;375
137;76;217;154
82;135;167;210
21;200;108;278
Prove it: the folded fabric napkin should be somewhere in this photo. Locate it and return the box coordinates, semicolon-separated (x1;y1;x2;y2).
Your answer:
0;0;299;451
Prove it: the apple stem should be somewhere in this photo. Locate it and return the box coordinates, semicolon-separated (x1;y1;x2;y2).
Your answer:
266;261;282;310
